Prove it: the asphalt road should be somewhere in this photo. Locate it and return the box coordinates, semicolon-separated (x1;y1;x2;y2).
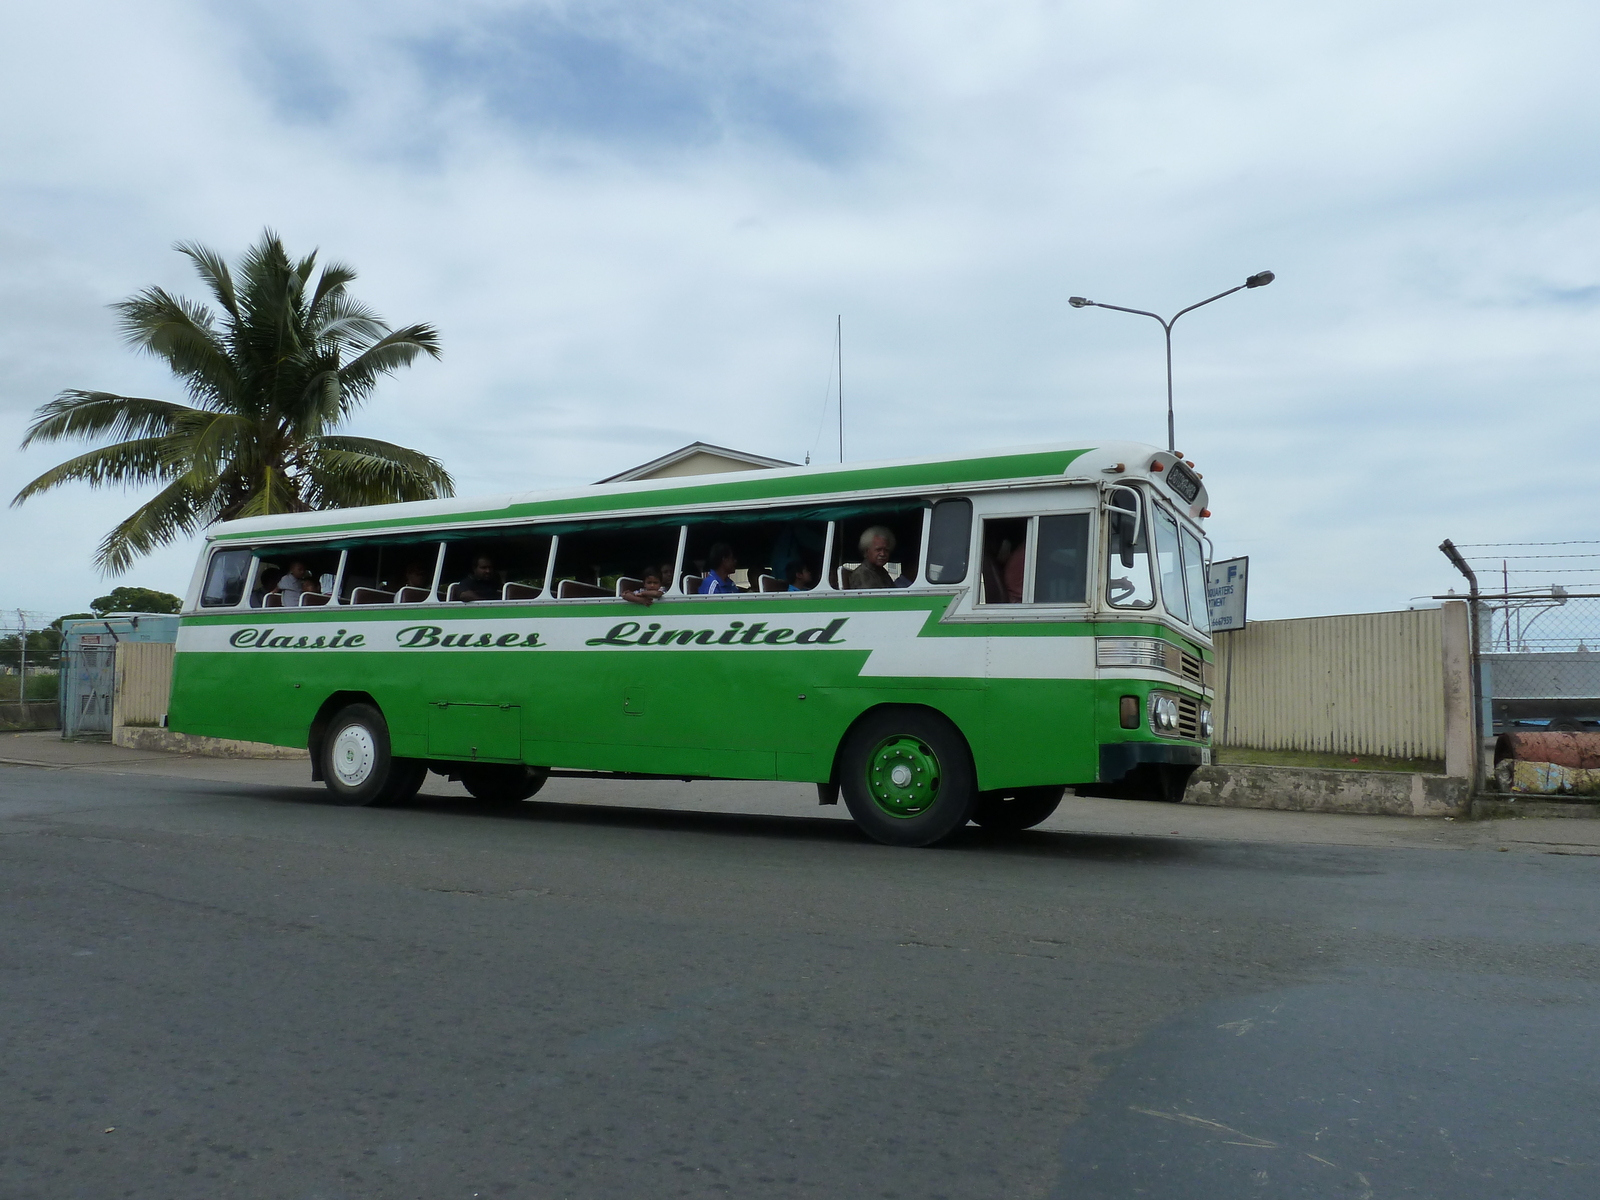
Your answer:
3;763;1598;1199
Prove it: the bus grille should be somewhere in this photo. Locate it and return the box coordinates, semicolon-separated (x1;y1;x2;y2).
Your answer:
1176;694;1201;740
1098;637;1210;687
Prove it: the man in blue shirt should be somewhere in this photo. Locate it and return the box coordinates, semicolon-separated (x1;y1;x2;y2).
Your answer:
699;543;740;594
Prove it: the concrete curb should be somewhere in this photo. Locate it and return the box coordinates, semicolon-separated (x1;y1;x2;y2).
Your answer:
112;726;309;760
1470;796;1600;820
1184;763;1469;817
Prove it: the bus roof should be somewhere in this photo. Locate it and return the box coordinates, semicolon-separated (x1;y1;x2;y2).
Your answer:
208;439;1202;544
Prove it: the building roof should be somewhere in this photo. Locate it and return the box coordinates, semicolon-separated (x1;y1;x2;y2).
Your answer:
594;442;797;484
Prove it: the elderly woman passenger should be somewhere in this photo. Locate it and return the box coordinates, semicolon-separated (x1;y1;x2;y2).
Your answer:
847;526;905;590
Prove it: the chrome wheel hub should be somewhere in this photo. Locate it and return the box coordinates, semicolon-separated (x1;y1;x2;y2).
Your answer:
331;724;376;787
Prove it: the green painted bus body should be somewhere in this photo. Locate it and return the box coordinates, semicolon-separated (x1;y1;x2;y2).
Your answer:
169;441;1215;792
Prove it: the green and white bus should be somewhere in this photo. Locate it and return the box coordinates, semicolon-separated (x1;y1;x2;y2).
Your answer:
170;440;1216;846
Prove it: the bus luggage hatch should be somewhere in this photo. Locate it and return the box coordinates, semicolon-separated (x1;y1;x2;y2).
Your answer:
427;701;522;761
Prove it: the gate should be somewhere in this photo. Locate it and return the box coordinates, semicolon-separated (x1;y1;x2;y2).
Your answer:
62;645;116;737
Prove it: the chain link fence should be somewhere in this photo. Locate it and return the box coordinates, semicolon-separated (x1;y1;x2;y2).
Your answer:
1439;541;1600;796
0;609;63;731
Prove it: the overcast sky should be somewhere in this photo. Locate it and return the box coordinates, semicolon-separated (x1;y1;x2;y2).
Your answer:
2;0;1596;622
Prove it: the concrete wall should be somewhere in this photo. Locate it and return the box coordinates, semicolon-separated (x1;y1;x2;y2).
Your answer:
113;641;174;728
0;701;60;731
1186;763;1469;817
1214;606;1457;762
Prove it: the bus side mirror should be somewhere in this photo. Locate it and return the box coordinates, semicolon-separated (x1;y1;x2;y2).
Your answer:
1105;490;1141;569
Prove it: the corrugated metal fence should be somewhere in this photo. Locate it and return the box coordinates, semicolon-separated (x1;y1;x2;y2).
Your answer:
112;642;175;728
1214;608;1447;760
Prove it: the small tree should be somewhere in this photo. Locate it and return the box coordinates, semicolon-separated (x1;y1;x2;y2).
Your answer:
90;587;183;616
12;230;455;573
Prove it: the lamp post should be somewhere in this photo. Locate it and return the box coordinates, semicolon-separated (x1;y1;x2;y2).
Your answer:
1069;271;1274;453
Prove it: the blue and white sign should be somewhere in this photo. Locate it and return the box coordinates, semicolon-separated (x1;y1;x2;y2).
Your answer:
1206;556;1249;632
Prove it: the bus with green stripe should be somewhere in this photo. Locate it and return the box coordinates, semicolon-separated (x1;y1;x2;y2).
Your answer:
170;440;1216;846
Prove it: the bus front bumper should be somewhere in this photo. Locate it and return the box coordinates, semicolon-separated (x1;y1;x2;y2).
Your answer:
1099;741;1207;784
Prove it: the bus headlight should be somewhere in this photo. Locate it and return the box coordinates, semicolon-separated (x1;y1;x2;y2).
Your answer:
1149;694;1179;733
1199;705;1214;739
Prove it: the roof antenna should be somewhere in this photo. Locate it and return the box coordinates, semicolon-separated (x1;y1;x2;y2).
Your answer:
837;314;844;463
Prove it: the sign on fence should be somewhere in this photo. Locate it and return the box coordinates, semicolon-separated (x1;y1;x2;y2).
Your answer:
1207;556;1249;632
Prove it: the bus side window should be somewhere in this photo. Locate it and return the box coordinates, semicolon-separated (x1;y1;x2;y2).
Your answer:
924;499;972;585
551;522;682;598
979;518;1028;604
1034;513;1090;604
440;532;555;602
200;549;253;607
683;513;829;594
832;504;925;590
341;540;444;605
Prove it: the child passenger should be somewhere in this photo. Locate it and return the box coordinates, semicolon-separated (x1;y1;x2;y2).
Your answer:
621;570;667;607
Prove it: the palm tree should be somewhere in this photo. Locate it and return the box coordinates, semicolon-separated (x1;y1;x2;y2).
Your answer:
12;230;455;573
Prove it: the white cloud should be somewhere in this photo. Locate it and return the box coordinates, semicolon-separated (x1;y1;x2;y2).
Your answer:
1;0;1597;620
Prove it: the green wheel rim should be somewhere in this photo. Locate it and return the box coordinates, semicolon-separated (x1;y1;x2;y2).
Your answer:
865;734;942;818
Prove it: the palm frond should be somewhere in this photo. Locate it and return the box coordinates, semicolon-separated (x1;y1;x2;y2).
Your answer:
114;289;239;409
337;324;442;411
19;391;195;448
313;291;388;352
174;240;239;321
11;437;178;504
166;410;258;480
94;475;217;575
230;465;307;520
308;260;357;319
299;435;455;507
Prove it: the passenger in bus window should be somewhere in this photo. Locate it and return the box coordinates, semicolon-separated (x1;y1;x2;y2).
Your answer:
1002;539;1026;603
847;527;896;590
698;544;740;594
622;570;666;606
403;562;432;590
277;560;312;603
786;562;816;591
251;565;284;607
455;555;499;602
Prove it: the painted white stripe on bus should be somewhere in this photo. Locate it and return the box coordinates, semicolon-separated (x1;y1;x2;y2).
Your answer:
177;611;1098;680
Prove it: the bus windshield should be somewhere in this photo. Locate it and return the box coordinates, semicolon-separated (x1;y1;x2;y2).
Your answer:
1151;507;1188;624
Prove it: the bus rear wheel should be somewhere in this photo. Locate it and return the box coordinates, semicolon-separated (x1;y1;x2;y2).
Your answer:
322;703;425;807
840;709;977;847
972;785;1065;832
458;764;549;803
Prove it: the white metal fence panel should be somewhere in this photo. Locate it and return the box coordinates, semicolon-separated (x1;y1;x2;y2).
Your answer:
1215;608;1446;760
113;641;175;728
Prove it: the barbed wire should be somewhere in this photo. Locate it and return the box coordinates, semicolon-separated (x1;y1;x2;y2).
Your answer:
1454;540;1600;548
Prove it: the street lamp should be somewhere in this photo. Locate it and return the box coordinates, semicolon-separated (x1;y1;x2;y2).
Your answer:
1069;271;1274;453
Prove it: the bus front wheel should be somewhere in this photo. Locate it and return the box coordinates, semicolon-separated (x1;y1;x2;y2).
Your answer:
321;703;425;807
972;786;1065;831
840;709;977;847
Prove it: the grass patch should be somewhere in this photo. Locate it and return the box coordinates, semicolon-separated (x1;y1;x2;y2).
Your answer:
1214;746;1444;774
2;672;60;701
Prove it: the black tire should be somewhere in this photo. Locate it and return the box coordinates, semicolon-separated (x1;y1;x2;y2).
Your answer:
458;764;549;803
839;708;977;847
972;785;1065;831
320;703;423;807
377;758;428;807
